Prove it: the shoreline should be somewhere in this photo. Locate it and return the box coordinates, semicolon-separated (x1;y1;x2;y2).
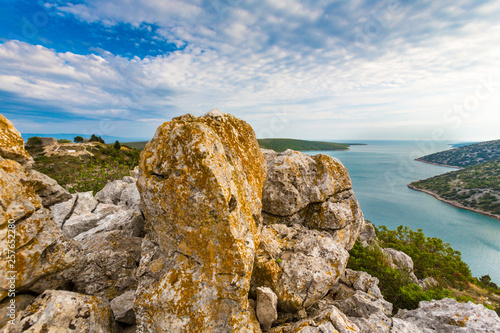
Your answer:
407;184;500;221
415;158;462;169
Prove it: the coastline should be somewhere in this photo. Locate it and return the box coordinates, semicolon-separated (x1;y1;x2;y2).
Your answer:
415;158;462;169
407;184;500;221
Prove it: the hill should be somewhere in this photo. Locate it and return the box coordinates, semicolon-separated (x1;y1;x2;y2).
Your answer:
22;133;149;143
257;138;350;152
416;139;500;168
409;159;500;219
26;142;140;194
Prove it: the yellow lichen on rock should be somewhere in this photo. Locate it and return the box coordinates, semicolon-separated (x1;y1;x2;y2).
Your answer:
136;110;266;332
0;114;33;166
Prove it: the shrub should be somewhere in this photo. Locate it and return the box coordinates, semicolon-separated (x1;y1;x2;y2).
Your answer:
27;136;42;146
114;140;121;150
74;136;84;143
57;139;71;143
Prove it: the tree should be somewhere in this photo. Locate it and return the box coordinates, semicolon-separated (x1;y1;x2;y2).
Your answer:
27;136;42;146
74;136;84;143
114;140;121;150
89;134;105;144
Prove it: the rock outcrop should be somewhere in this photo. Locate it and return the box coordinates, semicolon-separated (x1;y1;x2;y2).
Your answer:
135;110;267;332
4;290;118;332
0;115;84;302
395;298;500;332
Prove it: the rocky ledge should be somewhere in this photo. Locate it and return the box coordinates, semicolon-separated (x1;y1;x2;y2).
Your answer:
1;111;499;333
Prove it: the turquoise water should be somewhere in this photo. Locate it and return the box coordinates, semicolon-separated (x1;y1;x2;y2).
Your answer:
306;140;500;283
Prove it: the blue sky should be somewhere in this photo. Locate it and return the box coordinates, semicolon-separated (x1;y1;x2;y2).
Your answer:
1;0;500;141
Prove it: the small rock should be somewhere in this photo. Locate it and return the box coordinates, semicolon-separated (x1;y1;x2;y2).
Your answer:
111;290;136;325
257;287;278;330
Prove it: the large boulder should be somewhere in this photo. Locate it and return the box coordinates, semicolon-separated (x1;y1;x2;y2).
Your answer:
0;114;33;166
261;149;364;250
395;298;500;332
3;290;118;332
27;169;72;207
135;110;267;332
0;158;83;301
251;224;349;312
95;177;141;210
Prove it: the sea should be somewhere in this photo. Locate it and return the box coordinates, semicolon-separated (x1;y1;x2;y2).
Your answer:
305;140;500;284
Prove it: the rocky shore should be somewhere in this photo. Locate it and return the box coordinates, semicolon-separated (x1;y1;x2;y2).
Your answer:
1;111;499;332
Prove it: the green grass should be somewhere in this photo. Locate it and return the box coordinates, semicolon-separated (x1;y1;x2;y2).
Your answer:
257;138;350;152
410;159;500;216
29;143;140;194
418;139;500;168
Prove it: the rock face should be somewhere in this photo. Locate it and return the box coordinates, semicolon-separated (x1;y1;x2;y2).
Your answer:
27;169;72;207
135;111;267;332
0;114;33;166
0;123;84;301
252;224;349;312
261;149;364;250
4;290;118;332
396;298;500;332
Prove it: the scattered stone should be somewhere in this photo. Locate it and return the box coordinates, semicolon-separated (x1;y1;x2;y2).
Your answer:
110;290;136;325
4;290;118;333
395;298;500;332
135;111;267;332
257;287;278;330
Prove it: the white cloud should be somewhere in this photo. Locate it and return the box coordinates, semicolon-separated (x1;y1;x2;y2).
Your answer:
2;0;500;140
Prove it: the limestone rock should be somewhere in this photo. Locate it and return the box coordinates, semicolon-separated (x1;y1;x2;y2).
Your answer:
0;114;33;166
262;149;351;216
252;224;349;312
95;178;141;209
338;269;383;299
27;169;72;207
261;150;364;251
73;229;142;299
391;318;430;333
0;158;83;302
135;111;267;332
418;277;438;290
383;248;419;283
50;195;77;228
0;294;35;328
395;298;500;332
110;290;136;325
257;287;278;330
4;290;118;332
278;305;360;333
358;221;376;245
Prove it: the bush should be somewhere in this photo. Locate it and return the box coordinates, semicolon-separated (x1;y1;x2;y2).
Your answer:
57;139;71;143
27;136;42;146
347;241;450;313
74;136;84;143
114;140;121;150
89;134;105;144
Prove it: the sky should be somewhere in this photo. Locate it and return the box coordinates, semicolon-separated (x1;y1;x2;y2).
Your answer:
1;0;500;141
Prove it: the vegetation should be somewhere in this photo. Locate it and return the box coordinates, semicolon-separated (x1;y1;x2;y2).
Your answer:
114;140;121;150
27;136;42;146
410;159;500;217
348;225;500;314
57;139;71;143
257;138;350;152
29;143;140;194
417;139;500;168
74;136;84;143
89;134;105;144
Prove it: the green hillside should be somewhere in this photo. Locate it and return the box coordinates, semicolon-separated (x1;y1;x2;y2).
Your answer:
417;139;500;168
257;138;350;152
123;141;148;150
409;159;500;218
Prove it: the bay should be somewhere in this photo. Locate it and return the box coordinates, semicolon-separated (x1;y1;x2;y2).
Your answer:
305;140;500;283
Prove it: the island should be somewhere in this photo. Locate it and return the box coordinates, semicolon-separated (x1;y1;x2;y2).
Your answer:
410;139;500;220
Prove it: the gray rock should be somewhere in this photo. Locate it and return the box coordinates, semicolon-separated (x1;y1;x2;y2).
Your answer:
257;287;278;330
111;290;136;325
27;169;72;207
339;269;383;299
336;290;392;318
252;224;349;312
50;194;77;227
94;178;141;209
73;230;142;299
418;277;439;290
383;248;419;283
358;220;376;245
3;290;118;333
395;298;500;332
284;305;360;333
72;191;99;216
391;318;430;333
0;294;36;328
